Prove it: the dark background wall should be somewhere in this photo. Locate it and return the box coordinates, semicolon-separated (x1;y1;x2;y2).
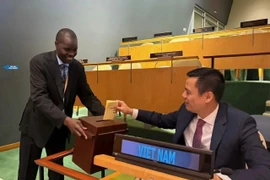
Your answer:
0;0;232;146
195;0;234;24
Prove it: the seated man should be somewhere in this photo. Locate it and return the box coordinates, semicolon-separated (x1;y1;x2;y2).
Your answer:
115;67;270;180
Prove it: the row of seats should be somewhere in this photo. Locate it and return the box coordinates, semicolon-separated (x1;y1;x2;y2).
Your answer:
89;58;202;71
92;63;141;71
131;28;267;45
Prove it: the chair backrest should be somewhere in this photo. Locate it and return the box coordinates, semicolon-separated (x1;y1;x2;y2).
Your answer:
141;42;154;46
92;65;112;71
173;59;202;67
266;100;270;107
251;115;270;143
246;131;267;169
169;38;189;43
118;63;141;70
263;100;270;116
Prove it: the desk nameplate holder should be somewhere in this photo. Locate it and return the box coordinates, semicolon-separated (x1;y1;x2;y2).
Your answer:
113;134;214;180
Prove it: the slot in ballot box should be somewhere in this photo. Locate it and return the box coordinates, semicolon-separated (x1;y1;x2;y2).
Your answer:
72;116;128;174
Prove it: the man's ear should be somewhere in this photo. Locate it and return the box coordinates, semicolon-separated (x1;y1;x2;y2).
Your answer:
205;91;214;103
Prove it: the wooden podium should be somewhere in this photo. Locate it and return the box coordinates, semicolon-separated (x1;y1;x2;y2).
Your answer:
72;116;128;174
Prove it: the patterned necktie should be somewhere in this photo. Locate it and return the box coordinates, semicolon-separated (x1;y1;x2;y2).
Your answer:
60;64;68;82
192;119;206;148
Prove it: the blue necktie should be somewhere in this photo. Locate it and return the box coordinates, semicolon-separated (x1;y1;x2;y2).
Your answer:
60;64;68;105
60;64;68;82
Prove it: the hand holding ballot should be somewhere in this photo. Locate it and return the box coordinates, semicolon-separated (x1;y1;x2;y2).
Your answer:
114;100;133;115
103;100;118;120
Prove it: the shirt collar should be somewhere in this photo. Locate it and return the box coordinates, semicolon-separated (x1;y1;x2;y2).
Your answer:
197;104;219;126
56;55;69;67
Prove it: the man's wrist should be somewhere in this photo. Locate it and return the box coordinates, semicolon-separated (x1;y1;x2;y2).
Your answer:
128;108;133;115
64;117;71;126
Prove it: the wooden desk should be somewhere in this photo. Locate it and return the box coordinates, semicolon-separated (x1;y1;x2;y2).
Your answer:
94;154;188;180
34;150;187;180
35;149;98;180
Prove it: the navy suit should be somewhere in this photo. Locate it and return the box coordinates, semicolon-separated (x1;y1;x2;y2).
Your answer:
136;102;270;179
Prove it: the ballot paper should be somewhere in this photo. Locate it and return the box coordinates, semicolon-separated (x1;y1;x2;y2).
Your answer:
103;100;118;120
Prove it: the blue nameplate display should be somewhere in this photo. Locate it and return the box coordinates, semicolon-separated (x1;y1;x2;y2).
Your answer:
121;139;200;171
113;134;214;180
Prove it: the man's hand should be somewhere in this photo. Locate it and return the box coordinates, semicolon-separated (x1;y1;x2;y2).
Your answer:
211;174;222;180
114;100;133;115
64;117;88;139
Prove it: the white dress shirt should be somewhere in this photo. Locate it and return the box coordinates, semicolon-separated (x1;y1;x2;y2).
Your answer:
184;105;218;150
131;105;231;180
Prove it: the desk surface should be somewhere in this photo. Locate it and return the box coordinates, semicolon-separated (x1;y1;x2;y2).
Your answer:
94;154;188;180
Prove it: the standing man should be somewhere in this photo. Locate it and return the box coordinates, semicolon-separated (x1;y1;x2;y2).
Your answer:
115;68;270;180
18;28;105;180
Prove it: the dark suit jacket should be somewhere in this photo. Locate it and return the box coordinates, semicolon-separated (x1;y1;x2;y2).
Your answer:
19;51;105;148
137;102;270;179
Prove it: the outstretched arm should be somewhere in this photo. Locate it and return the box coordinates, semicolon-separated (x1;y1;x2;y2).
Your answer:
115;100;182;129
77;65;105;116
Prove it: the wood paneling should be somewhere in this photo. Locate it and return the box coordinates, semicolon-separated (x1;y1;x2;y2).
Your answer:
211;55;270;69
75;66;197;113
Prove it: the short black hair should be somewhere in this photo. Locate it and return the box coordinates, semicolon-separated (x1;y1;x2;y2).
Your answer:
55;28;77;42
187;67;225;102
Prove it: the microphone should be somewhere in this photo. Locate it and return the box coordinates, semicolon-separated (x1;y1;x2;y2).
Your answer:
213;168;233;176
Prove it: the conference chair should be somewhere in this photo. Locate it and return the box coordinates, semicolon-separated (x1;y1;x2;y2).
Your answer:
263;100;270;116
169;37;190;43
251;115;270;149
92;65;112;71
245;131;267;169
118;63;141;70
141;42;154;46
173;59;202;67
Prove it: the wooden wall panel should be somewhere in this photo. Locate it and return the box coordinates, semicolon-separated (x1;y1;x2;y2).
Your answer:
74;66;197;113
253;33;270;52
203;35;253;55
214;55;270;69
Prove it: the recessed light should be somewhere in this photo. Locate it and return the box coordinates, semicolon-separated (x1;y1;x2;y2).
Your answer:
214;11;217;14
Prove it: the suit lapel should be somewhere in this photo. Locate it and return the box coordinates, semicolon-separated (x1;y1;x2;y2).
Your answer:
48;51;64;99
179;112;196;133
210;103;227;151
174;111;196;143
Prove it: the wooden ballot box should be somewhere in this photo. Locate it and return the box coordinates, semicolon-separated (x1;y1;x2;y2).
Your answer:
72;116;128;174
